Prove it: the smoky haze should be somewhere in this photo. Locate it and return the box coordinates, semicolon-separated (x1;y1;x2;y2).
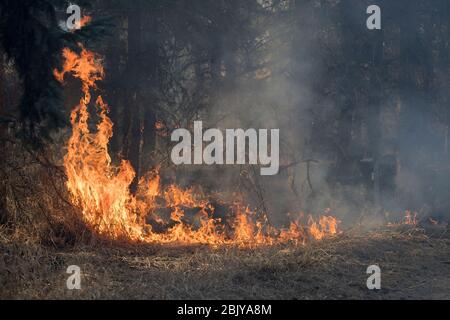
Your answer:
57;0;449;227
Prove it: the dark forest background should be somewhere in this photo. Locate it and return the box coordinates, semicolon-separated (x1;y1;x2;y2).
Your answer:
0;0;449;229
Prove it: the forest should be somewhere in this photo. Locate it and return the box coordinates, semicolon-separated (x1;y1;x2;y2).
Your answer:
0;0;449;300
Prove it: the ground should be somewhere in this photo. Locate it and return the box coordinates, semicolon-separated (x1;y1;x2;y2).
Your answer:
1;226;449;300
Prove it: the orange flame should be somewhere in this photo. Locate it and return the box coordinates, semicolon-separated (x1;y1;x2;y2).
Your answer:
387;210;419;228
55;44;341;247
308;216;340;240
403;211;418;226
155;120;170;137
73;15;92;30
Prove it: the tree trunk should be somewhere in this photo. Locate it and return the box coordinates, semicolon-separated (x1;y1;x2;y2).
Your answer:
367;28;384;209
122;2;143;194
0;53;8;224
140;7;158;172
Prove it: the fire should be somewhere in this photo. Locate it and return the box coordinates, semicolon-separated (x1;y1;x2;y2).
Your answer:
73;15;92;30
155;120;170;137
429;218;438;225
403;211;418;225
387;210;419;228
54;44;341;247
308;216;340;241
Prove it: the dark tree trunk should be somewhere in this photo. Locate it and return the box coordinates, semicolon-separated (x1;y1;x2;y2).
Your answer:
105;23;125;159
122;2;143;194
366;27;384;208
332;1;360;184
0;53;7;224
140;7;159;172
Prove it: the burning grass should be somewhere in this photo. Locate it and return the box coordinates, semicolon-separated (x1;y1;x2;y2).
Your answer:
1;225;449;299
52;44;341;247
3;142;446;300
1;22;449;301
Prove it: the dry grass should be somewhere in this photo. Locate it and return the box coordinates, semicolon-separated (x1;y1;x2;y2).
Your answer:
1;225;449;300
1;142;449;300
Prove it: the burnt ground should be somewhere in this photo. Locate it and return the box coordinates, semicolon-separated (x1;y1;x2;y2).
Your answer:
1;226;449;300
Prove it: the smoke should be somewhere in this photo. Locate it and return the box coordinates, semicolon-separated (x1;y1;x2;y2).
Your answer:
185;1;449;225
98;0;449;226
